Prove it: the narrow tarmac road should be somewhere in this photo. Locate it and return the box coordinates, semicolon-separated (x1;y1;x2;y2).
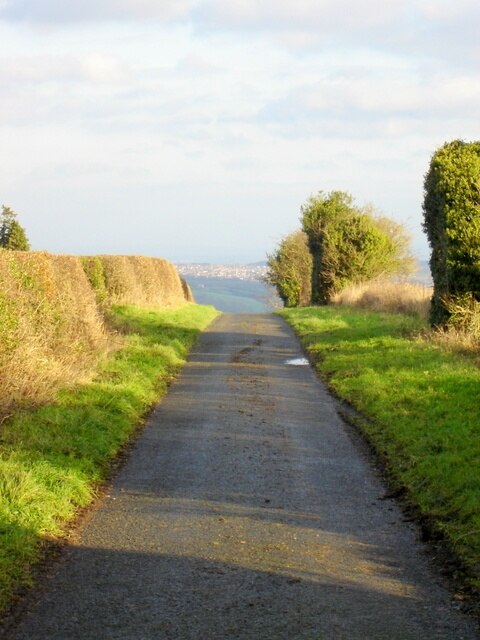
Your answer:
5;314;478;639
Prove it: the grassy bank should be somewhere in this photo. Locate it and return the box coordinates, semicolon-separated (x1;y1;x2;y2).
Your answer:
281;306;480;589
0;303;218;611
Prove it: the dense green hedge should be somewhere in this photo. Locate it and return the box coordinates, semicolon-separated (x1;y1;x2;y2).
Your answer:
423;140;480;325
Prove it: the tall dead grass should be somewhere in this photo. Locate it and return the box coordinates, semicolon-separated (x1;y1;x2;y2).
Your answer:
180;277;195;303
332;279;432;320
0;251;108;413
332;279;480;355
431;295;480;355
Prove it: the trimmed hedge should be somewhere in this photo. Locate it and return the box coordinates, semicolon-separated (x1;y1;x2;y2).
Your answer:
81;255;191;307
423;140;480;325
0;252;194;414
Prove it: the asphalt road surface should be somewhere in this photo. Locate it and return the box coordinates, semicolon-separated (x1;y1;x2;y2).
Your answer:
5;314;478;639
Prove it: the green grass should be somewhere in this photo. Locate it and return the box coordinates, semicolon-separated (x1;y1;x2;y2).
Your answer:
281;306;480;588
0;303;218;609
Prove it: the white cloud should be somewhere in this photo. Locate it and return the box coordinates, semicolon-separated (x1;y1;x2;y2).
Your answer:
80;54;132;84
2;0;479;70
196;0;405;32
254;65;480;146
192;0;480;72
0;54;131;87
0;0;194;23
175;54;221;76
419;0;479;22
307;73;480;117
1;1;478;261
1;0;407;28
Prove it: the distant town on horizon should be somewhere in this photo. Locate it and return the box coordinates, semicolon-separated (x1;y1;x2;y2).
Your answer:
176;262;268;282
176;260;432;285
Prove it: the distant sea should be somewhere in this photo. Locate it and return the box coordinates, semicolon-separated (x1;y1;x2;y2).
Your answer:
179;259;432;314
184;276;281;313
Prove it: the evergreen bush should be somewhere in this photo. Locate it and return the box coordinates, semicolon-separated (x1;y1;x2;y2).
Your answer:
423;140;480;325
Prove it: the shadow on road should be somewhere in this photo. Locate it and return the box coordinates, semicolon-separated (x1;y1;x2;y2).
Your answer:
3;314;478;640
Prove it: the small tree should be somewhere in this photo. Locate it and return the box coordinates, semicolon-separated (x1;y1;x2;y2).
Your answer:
0;206;30;251
266;230;312;307
301;190;414;303
423;140;480;325
320;213;400;297
301;191;354;303
372;214;416;276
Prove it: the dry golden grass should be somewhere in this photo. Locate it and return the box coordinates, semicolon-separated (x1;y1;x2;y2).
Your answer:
428;326;480;358
0;251;109;414
180;277;195;302
427;295;480;357
332;279;432;320
332;279;480;356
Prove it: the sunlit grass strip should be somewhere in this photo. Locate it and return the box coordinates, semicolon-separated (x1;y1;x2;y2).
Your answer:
281;306;480;588
0;303;219;610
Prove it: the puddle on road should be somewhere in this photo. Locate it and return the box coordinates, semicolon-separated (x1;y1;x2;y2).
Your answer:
285;358;309;366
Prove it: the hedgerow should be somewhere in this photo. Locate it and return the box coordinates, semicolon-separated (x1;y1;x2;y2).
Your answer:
423;140;480;325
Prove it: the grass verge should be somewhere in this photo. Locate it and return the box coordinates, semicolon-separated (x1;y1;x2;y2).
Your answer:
281;306;480;591
0;303;219;611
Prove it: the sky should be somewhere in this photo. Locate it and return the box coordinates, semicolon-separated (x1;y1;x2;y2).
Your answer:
1;1;479;263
